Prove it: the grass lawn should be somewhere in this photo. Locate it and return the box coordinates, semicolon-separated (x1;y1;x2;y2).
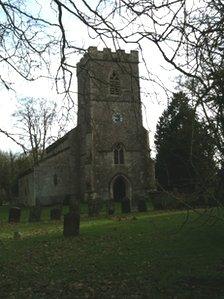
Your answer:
0;205;224;298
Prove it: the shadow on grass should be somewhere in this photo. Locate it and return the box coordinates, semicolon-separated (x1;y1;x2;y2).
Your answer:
0;209;224;298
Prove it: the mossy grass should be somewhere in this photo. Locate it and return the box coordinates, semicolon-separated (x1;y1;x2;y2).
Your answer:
0;205;224;298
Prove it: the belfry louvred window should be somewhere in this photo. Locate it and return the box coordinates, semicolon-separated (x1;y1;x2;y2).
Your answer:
110;71;120;95
113;144;124;164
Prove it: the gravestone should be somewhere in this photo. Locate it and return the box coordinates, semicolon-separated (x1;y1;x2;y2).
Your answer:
108;200;115;216
29;206;42;222
121;197;131;213
63;211;80;237
137;199;148;212
50;208;62;220
88;193;100;217
8;207;21;223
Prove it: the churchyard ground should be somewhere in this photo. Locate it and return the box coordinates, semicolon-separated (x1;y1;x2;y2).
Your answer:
0;204;224;298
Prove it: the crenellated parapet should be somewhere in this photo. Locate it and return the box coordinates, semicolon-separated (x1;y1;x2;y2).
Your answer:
77;46;139;74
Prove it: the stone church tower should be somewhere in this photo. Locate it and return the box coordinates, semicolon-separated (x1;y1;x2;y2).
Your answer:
18;47;155;208
76;47;155;205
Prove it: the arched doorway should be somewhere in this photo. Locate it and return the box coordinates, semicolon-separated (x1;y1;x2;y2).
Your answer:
110;175;132;202
113;176;126;202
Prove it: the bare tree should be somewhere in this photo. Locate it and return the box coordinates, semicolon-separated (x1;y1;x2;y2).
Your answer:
0;1;222;89
0;0;223;156
12;97;57;164
0;1;57;86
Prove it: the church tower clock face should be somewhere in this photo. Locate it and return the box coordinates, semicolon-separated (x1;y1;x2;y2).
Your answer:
112;112;123;124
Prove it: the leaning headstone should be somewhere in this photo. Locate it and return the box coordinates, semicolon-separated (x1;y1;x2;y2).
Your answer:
121;197;131;213
29;206;42;222
50;208;62;220
137;199;148;212
63;211;80;237
8;207;21;223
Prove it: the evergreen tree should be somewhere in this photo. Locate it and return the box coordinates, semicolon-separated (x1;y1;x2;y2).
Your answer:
155;92;216;198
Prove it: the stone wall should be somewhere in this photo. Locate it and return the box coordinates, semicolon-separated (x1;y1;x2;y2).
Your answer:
18;47;155;207
18;128;80;206
34;131;74;206
77;47;155;203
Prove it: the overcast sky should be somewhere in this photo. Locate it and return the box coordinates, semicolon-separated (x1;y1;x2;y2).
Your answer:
0;1;178;157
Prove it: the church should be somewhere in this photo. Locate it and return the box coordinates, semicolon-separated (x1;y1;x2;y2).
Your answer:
18;47;155;208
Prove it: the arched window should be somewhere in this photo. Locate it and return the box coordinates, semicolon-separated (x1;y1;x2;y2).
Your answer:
113;144;124;164
110;71;120;95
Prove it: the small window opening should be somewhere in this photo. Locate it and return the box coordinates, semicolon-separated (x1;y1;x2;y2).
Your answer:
110;71;120;95
114;144;124;164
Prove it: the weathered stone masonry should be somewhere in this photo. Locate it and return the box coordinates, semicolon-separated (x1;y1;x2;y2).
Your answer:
18;47;155;207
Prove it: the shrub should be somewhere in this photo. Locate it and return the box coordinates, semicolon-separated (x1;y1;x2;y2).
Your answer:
150;190;219;210
0;188;7;205
150;191;187;210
